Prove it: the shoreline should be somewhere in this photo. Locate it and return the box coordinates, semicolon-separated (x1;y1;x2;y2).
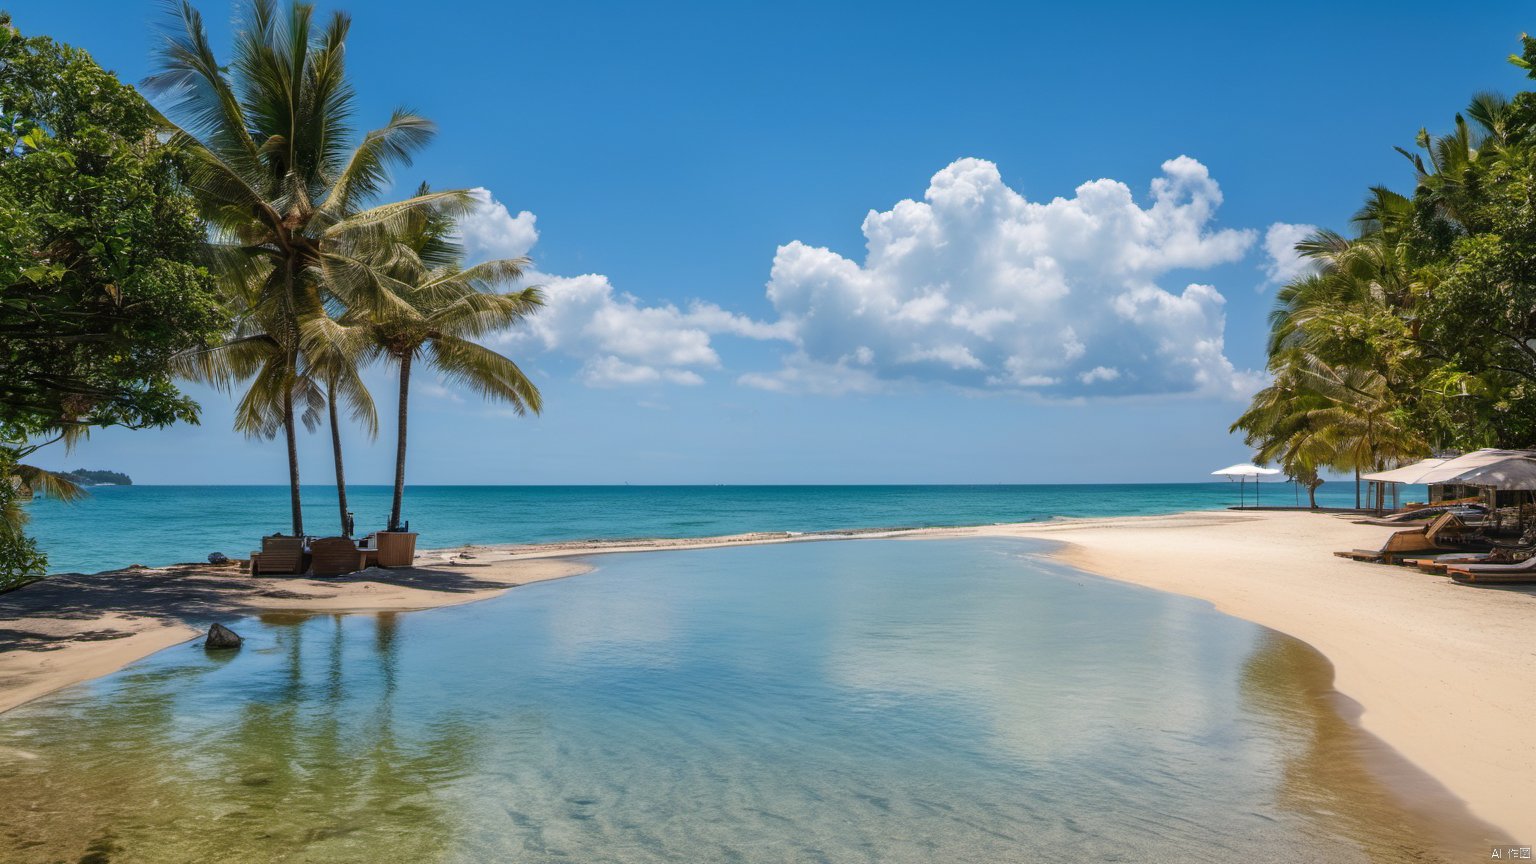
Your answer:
0;556;591;716
2;509;1531;841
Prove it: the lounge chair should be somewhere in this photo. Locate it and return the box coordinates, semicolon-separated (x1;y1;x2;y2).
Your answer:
248;534;306;575
1417;554;1485;574
1446;555;1536;584
308;536;367;577
1350;503;1486;527
1334;511;1471;564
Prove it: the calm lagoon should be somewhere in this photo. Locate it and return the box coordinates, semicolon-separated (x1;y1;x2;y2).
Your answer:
0;538;1476;862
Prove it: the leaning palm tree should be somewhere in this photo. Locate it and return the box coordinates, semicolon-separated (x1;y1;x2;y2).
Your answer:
147;0;474;535
361;193;544;531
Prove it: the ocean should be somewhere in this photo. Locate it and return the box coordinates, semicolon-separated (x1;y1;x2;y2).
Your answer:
20;481;1411;575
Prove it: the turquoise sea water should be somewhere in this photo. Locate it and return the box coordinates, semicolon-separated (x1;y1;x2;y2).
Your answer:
0;538;1476;862
23;481;1415;575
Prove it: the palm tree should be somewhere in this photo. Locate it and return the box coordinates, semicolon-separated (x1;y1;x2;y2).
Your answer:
1396;91;1513;229
176;278;376;536
148;0;474;535
1231;370;1332;508
361;192;544;531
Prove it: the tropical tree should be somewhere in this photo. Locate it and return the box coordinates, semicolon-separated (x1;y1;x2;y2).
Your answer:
361;190;544;531
147;0;475;535
174;268;376;535
0;13;223;583
1232;369;1332;508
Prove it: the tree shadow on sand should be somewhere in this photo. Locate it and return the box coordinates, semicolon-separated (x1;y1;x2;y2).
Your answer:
0;561;515;653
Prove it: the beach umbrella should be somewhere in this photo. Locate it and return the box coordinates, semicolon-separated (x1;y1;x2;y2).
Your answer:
1361;457;1452;485
1211;463;1282;509
1364;450;1536;524
1442;457;1536;490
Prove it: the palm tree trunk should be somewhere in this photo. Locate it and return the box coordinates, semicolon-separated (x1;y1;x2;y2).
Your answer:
1354;468;1360;509
283;386;303;536
1308;481;1319;509
327;382;350;536
388;351;412;532
282;262;303;537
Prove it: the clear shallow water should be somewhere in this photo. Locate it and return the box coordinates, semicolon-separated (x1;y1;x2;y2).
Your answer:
0;539;1476;862
23;482;1414;574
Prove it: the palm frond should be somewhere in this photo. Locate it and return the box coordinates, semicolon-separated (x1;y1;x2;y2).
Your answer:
13;465;87;503
426;335;543;415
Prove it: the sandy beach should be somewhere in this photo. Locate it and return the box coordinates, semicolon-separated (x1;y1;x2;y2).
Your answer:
1;509;1532;841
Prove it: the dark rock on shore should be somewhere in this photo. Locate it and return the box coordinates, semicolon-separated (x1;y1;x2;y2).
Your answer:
204;623;242;650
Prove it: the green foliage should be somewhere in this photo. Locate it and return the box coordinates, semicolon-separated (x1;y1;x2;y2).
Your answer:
1237;33;1536;474
361;183;544;531
0;13;224;578
0;13;224;444
150;0;485;535
0;451;46;592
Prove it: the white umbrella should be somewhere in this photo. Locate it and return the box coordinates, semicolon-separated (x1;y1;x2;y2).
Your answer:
1212;463;1281;509
1361;457;1451;485
1362;450;1536;522
1365;450;1536;489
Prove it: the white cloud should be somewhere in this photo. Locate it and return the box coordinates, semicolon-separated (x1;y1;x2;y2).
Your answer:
1260;222;1319;290
464;191;789;387
514;272;788;386
418;380;464;403
459;188;539;262
738;350;884;396
583;355;705;387
466;162;1268;398
1079;366;1121;384
754;157;1260;398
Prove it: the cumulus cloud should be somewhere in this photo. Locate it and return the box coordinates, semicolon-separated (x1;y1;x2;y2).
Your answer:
749;157;1260;398
467;161;1268;398
464;191;790;387
459;188;539;261
1260;221;1320;289
515;272;792;387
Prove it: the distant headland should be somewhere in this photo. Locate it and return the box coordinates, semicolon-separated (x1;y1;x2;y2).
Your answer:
62;469;131;487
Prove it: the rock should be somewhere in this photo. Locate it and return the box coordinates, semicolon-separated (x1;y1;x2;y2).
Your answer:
204;623;243;650
208;552;229;565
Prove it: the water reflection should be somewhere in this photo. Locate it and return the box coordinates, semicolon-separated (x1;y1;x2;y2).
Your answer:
0;612;485;862
1237;629;1494;861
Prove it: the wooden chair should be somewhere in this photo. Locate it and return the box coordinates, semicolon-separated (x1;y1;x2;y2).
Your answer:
308;536;367;577
249;534;306;575
1335;511;1469;564
1447;554;1536;584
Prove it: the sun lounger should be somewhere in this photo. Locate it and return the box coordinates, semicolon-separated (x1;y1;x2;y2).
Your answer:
1417;553;1493;574
308;536;367;576
248;534;306;575
1446;555;1536;584
1334;511;1471;564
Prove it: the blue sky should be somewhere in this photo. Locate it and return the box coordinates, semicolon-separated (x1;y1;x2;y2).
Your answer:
14;1;1534;484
